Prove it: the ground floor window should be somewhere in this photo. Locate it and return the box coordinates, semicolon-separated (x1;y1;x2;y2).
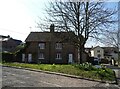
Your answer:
38;53;44;59
56;53;62;60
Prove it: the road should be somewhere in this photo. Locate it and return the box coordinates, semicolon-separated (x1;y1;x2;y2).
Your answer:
105;65;120;87
2;66;119;88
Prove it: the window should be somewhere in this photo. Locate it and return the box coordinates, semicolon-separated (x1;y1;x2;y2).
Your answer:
97;50;100;53
114;51;117;53
39;43;45;49
97;54;101;58
56;43;62;49
56;53;62;60
39;53;44;59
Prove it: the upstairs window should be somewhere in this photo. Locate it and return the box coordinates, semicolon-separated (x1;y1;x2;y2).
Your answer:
97;50;100;53
56;53;62;60
39;43;45;49
56;43;62;49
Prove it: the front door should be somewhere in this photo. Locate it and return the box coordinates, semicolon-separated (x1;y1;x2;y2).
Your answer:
68;54;73;63
22;54;25;62
28;54;32;63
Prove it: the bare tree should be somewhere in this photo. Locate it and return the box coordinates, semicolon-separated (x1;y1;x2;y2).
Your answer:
98;2;120;66
98;29;120;65
98;29;119;46
38;1;117;64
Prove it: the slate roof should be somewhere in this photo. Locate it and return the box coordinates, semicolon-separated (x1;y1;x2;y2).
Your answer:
85;46;119;53
25;31;80;42
0;35;22;43
102;47;119;53
91;46;104;50
25;32;51;42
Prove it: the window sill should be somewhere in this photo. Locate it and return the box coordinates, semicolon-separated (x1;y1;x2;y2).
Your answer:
56;48;62;50
56;58;62;60
38;58;45;59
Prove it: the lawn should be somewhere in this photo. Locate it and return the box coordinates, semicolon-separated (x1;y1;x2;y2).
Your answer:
3;62;116;82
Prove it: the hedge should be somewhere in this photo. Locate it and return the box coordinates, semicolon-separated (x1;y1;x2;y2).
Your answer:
1;52;14;62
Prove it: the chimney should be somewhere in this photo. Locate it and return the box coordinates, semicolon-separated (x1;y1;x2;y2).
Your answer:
7;35;10;38
50;24;54;32
91;46;93;49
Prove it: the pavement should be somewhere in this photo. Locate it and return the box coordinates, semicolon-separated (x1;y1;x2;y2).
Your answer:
2;66;120;88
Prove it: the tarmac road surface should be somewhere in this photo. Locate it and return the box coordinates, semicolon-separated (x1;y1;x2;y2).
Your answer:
2;66;119;88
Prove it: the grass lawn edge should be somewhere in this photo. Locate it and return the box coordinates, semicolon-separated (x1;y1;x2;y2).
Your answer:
2;62;117;84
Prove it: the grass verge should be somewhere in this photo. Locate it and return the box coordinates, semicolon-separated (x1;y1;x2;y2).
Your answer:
2;62;116;82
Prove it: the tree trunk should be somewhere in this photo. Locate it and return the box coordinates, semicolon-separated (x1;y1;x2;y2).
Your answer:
78;44;85;64
118;51;120;67
79;47;83;64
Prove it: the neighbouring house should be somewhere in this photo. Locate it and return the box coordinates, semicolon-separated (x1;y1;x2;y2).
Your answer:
91;46;104;59
0;35;22;52
103;47;119;61
22;24;88;64
85;46;119;63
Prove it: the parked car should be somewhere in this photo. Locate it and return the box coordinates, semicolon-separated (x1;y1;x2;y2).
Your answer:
93;58;101;68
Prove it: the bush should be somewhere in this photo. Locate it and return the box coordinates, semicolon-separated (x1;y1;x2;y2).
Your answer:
100;59;109;64
3;62;115;81
1;52;14;62
73;62;97;71
97;68;115;81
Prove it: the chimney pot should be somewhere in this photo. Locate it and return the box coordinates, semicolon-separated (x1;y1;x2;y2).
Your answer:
50;24;54;32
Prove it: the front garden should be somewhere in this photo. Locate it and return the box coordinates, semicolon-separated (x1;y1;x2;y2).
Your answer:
2;62;116;82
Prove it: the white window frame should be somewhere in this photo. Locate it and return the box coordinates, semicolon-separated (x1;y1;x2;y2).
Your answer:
39;43;45;49
39;53;44;59
56;53;62;60
56;43;62;49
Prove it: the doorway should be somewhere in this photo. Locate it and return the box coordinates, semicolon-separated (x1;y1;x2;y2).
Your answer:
28;54;32;63
22;54;25;62
68;54;73;63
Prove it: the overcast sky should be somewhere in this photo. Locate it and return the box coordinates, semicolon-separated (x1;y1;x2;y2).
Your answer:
0;0;118;47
